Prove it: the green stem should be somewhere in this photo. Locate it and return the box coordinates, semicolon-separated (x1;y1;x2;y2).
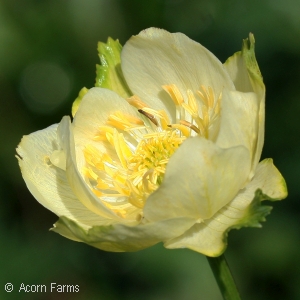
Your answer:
206;254;241;300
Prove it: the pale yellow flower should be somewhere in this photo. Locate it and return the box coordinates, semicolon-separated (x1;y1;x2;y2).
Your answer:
16;28;287;256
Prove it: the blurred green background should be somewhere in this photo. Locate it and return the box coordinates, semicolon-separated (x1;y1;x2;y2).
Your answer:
1;0;299;299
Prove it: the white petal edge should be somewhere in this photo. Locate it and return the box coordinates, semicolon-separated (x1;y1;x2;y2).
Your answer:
16;124;118;229
164;158;287;256
144;137;251;222
122;28;235;122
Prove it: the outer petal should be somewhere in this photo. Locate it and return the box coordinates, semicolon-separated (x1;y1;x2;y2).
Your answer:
224;34;265;177
58;116;127;221
215;89;259;179
224;49;253;93
16;124;116;229
51;215;195;252
121;28;235;120
164;158;288;256
144;137;251;221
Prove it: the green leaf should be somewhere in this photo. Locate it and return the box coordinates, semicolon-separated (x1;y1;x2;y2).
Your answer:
96;37;132;98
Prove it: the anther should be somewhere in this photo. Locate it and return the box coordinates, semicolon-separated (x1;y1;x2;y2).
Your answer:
180;120;200;134
138;109;158;126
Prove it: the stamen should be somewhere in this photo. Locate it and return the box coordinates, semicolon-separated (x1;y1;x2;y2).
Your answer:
167;124;190;137
180;120;200;134
158;110;170;130
162;84;184;105
83;83;222;220
138;109;158;126
187;89;198;113
126;95;149;109
107;111;145;130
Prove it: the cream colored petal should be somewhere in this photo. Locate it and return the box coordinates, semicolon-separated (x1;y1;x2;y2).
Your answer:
224;34;265;178
58;116;127;222
72;87;142;147
215;89;259;179
71;87;146;178
52;215;195;252
16;124;117;229
121;28;235;121
144;137;251;222
164;158;287;256
224;51;253;93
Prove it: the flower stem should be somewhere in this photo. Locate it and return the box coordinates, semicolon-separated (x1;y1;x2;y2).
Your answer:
206;254;241;300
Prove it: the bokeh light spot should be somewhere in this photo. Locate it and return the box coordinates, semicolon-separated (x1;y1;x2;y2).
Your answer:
20;61;72;114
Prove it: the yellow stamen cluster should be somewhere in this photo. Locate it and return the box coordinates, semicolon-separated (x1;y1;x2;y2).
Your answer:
163;84;221;138
83;84;221;219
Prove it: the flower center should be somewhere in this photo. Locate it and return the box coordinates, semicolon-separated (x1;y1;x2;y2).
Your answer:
83;121;185;218
127;130;184;206
83;84;221;218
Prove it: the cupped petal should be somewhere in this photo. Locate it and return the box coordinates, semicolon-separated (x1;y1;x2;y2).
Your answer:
224;50;252;93
144;137;251;222
121;28;235;120
16;124;116;229
73;87;141;147
164;158;287;256
51;215;195;252
215;89;259;178
58;116;127;222
72;87;147;175
224;33;265;176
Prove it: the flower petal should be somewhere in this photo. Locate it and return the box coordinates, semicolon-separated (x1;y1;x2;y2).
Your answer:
144;137;251;222
58;116;126;221
224;50;253;93
51;215;195;252
215;89;259;178
121;28;235;120
224;34;265;177
16;124;116;229
71;87;145;175
73;87;140;145
164;158;287;256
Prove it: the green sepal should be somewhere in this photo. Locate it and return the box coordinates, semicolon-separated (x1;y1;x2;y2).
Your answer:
223;33;264;94
50;217;84;243
241;33;264;90
71;87;89;117
219;189;274;255
51;214;196;253
51;216;124;252
229;189;272;230
96;37;132;98
218;159;288;254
